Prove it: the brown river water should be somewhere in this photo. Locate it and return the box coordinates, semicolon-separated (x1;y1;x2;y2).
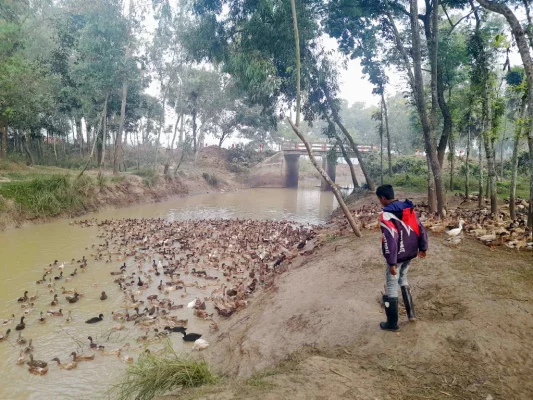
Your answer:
0;181;343;400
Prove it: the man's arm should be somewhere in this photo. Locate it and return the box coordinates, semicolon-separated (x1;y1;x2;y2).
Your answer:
380;221;398;267
417;215;428;253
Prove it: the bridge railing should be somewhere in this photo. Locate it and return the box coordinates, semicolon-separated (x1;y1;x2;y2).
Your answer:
279;141;378;153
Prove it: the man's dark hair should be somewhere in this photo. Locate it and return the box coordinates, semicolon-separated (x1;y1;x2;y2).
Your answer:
376;184;394;200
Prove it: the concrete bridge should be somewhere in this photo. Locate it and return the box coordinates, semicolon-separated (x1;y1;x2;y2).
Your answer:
277;141;377;190
250;141;377;191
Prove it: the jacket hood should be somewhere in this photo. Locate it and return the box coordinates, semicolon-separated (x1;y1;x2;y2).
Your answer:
383;199;415;212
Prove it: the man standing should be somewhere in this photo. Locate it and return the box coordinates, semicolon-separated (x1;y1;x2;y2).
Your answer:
377;185;428;331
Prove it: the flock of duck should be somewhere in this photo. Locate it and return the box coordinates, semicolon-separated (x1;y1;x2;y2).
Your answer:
1;217;319;376
331;193;532;250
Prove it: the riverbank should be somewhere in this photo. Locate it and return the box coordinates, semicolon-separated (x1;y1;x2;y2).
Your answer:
163;192;533;400
0;147;249;231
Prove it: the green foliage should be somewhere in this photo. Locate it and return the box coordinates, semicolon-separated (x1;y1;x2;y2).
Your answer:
364;154;428;181
109;343;217;400
226;143;272;167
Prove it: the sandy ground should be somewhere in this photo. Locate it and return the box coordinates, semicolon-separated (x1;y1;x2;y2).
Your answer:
169;193;533;400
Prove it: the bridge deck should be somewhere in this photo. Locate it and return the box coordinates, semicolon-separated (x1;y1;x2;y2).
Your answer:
279;141;377;154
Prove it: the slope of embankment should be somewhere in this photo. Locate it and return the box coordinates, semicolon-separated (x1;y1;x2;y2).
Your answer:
174;194;533;400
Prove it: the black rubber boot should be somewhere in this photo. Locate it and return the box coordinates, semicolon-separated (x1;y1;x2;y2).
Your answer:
380;295;399;331
401;286;416;321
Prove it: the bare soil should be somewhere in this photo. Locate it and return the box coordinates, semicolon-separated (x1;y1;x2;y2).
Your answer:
171;192;533;400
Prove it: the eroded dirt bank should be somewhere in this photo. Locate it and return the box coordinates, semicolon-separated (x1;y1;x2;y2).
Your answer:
0;146;248;231
173;194;533;400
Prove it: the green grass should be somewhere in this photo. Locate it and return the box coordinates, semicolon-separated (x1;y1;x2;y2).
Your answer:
109;344;217;400
134;168;160;187
110;175;126;183
134;168;157;178
0;174;95;217
96;171;108;189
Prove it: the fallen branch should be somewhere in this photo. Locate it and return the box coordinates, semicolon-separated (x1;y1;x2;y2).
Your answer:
287;118;362;237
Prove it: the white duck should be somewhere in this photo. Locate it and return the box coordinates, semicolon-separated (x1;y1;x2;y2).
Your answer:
446;220;464;237
193;338;209;351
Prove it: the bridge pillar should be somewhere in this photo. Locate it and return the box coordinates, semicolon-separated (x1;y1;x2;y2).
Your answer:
284;154;300;187
320;156;336;191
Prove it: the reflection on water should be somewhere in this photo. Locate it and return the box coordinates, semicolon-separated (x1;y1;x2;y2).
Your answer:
0;180;339;399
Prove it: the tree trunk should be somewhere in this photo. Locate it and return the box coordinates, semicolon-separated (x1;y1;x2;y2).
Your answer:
476;0;533;227
114;79;128;174
86;123;91;155
478;138;484;208
528;136;533;232
427;153;437;213
0;120;7;159
289;0;361;237
409;0;446;216
336;137;359;189
154;93;167;169
53;133;58;162
114;0;134;175
289;119;361;237
465;122;471;198
79;96;107;178
98;97;108;169
23;133;34;165
510;108;523;220
482;88;497;215
500;117;507;179
380;101;384;185
191;93;197;153
381;92;392;175
178;111;184;145
76;118;83;156
290;0;301;126
170;114;180;151
449;135;455;192
322;87;376;190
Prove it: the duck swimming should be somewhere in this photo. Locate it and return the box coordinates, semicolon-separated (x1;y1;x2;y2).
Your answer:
0;329;11;341
17;291;29;303
71;351;95;362
27;354;47;368
85;314;103;324
15;316;25;331
100;291;107;301
51;357;77;370
181;331;202;342
87;336;105;350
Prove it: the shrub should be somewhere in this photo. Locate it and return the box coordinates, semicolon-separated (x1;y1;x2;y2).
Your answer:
109;344;217;400
134;168;157;178
202;172;219;186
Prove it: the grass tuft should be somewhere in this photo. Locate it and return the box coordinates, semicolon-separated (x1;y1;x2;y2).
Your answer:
109;343;217;400
97;171;108;189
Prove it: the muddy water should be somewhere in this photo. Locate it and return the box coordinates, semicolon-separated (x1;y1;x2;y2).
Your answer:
0;181;341;400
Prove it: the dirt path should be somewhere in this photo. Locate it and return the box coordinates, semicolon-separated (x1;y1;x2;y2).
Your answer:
173;207;533;399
